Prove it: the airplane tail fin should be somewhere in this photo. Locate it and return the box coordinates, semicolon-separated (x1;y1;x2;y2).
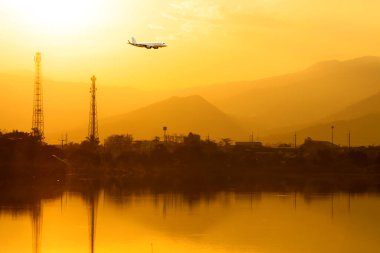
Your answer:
131;37;137;44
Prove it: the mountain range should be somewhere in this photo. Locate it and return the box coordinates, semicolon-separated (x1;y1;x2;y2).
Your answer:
2;56;380;145
215;56;380;130
69;95;247;142
266;89;380;146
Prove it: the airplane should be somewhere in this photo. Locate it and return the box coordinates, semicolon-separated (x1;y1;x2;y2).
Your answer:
128;37;167;49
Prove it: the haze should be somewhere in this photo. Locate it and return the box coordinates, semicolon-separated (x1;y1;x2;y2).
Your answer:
1;0;380;89
2;0;380;145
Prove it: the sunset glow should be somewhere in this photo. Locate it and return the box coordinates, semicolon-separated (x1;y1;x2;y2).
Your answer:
3;0;106;35
1;1;380;252
1;0;380;142
1;0;380;89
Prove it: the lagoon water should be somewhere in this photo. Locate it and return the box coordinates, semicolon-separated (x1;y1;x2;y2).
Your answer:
1;192;380;253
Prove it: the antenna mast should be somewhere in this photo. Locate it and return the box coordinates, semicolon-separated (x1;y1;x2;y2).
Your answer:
32;52;44;139
88;75;99;143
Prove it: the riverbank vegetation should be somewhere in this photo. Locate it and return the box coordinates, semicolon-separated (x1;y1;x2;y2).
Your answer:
1;131;380;193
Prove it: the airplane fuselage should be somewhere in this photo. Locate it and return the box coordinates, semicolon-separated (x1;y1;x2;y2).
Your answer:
128;37;167;49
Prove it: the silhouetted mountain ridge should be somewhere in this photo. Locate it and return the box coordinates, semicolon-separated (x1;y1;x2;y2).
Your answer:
216;56;380;131
265;112;380;146
0;72;167;142
326;91;380;122
97;95;247;141
3;56;380;145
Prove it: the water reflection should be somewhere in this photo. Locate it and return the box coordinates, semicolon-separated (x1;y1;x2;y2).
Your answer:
87;192;98;253
1;190;380;253
31;201;42;253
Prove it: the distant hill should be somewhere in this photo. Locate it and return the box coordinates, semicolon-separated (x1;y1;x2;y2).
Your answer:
88;95;247;142
265;113;380;146
173;81;269;103
326;91;380;122
216;56;380;130
4;56;380;145
263;86;380;146
0;72;166;142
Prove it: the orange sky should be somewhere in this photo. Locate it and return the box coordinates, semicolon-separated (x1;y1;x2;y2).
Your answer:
1;0;380;89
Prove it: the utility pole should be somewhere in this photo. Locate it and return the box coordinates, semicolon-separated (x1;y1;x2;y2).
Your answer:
163;126;167;142
59;135;65;149
348;131;351;148
59;133;68;148
331;125;335;145
294;133;297;149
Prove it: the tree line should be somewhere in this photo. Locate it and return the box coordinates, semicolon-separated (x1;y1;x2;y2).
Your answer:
1;131;380;192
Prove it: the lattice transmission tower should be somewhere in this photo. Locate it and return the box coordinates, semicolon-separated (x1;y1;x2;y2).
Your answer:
88;75;99;143
32;52;44;139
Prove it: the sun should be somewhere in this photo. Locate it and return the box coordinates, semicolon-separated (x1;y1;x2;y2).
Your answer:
5;0;105;36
